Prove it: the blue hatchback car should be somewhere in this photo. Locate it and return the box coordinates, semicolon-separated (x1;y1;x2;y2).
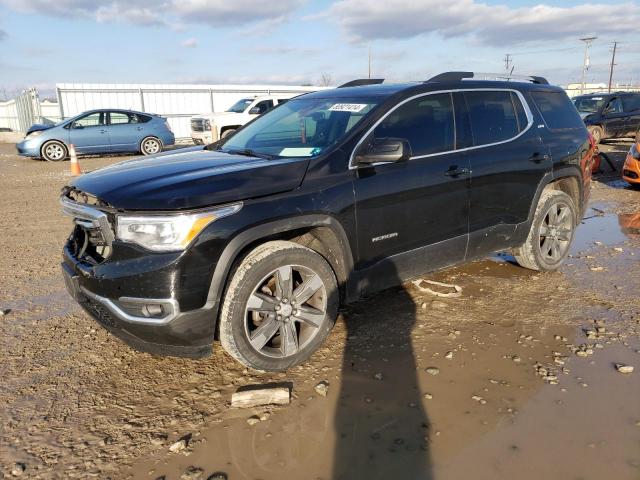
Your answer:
16;109;175;161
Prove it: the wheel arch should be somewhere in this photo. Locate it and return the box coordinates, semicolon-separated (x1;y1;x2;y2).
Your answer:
204;215;356;335
220;125;240;135
527;169;583;225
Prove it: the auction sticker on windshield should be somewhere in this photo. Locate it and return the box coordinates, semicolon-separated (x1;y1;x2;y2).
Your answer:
280;147;320;157
329;103;368;113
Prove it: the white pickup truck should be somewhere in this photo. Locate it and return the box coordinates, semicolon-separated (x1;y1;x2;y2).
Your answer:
190;94;300;144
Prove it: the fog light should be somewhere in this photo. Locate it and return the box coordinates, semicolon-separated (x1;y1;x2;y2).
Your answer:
142;304;164;317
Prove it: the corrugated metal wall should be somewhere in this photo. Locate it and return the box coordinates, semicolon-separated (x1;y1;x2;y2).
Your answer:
56;83;322;139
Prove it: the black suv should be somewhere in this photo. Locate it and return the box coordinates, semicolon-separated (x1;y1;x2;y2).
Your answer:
573;91;640;143
61;72;594;371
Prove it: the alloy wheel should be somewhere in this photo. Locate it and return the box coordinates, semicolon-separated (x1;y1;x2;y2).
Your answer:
538;201;574;263
142;138;160;155
44;143;65;161
244;264;327;358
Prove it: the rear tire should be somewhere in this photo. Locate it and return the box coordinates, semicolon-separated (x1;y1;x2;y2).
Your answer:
588;125;604;144
140;136;162;155
514;190;577;271
219;241;338;371
41;140;67;162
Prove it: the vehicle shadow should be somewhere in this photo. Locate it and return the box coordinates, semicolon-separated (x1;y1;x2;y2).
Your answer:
332;269;434;479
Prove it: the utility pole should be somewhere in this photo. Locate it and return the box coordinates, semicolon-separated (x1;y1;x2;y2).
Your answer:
368;46;371;79
580;36;597;94
504;53;512;73
608;41;618;93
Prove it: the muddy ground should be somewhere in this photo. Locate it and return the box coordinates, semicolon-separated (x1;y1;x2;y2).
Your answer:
0;141;639;480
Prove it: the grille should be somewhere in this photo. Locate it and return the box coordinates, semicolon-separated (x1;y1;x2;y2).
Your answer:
84;298;118;328
61;189;114;265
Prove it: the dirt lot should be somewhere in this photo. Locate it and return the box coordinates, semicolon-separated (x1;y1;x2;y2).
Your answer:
1;141;639;480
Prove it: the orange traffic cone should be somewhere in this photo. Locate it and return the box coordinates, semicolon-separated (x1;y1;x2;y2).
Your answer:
69;144;82;176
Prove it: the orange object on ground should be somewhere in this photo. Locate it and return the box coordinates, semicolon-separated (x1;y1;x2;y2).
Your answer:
69;144;82;176
622;144;640;185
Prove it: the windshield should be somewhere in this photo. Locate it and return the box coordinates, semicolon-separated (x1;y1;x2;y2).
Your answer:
220;96;381;158
573;96;607;114
227;98;253;113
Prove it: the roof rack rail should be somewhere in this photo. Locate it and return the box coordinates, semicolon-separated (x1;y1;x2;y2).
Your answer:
337;78;384;88
427;71;549;85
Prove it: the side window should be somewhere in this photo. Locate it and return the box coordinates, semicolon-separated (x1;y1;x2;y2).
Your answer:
254;100;274;114
464;91;520;146
607;98;622;114
136;114;152;123
372;93;454;156
621;96;640;112
73;112;104;128
109;112;133;125
530;91;585;130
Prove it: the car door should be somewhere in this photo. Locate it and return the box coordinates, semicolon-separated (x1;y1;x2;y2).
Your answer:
352;92;470;292
621;95;640;136
601;97;625;137
462;90;550;258
107;111;140;152
68;111;110;153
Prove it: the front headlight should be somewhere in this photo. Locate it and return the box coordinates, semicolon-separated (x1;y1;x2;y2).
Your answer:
116;203;242;252
204;120;211;130
26;130;43;139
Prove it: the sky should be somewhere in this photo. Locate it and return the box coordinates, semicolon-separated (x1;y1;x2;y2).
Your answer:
0;0;639;99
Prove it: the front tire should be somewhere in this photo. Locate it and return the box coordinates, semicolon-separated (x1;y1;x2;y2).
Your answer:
140;136;162;155
221;129;236;139
514;189;577;271
41;140;67;162
219;241;338;371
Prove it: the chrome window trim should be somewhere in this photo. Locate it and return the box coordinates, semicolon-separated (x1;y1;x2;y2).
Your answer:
349;88;534;170
60;196;115;245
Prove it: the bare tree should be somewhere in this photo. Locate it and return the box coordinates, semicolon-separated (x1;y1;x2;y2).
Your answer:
318;73;333;87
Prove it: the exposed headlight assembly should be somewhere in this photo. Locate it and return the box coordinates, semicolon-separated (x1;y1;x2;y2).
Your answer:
116;203;242;252
27;130;43;138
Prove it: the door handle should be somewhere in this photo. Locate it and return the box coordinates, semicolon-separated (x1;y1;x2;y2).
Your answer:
444;167;469;177
529;153;550;163
100;129;107;133
137;127;143;131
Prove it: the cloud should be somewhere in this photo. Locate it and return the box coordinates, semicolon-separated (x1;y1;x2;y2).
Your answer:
0;0;305;29
180;37;198;48
325;0;640;45
0;29;6;41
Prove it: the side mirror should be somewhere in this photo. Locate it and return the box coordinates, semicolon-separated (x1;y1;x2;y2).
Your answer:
249;107;261;115
355;138;411;165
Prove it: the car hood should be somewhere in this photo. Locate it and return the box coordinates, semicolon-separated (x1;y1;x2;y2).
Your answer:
27;123;55;134
71;148;310;210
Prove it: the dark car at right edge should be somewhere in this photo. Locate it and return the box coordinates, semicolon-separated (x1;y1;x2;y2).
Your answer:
59;72;595;372
573;91;640;144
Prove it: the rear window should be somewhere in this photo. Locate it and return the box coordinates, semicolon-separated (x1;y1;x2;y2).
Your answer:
531;91;584;130
464;91;525;146
622;95;640;112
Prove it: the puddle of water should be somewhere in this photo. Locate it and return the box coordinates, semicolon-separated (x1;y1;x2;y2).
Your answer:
571;208;639;254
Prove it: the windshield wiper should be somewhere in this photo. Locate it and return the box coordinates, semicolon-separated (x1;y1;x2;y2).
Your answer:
225;148;278;160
